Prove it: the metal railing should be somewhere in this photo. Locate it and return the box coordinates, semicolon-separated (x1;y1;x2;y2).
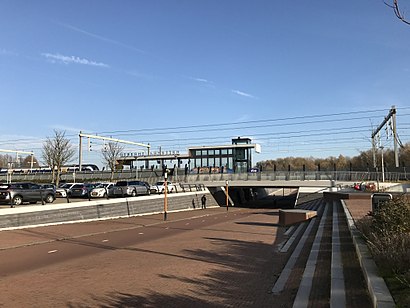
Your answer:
0;170;407;184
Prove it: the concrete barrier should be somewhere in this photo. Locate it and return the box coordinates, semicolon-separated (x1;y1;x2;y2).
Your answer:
0;191;218;230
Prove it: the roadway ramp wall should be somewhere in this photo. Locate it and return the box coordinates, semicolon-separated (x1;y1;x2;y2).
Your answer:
0;191;218;230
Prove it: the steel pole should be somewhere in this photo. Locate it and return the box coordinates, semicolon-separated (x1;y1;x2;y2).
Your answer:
164;172;168;220
225;180;229;211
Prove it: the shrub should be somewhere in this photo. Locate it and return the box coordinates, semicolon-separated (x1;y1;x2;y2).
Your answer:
356;195;410;306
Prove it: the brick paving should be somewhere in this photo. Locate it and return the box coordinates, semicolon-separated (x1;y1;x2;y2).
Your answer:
0;208;290;307
0;194;380;307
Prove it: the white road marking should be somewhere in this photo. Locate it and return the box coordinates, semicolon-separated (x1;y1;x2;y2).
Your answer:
102;239;109;242
138;232;144;235
48;250;58;254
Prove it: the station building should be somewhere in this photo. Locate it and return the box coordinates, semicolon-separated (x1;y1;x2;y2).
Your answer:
117;137;260;174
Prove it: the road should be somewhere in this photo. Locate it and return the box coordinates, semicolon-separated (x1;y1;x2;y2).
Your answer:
0;207;288;307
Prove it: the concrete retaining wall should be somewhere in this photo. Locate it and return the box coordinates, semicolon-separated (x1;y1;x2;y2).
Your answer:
0;191;218;230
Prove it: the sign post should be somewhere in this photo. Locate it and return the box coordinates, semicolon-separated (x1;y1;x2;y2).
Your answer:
164;170;168;221
225;180;229;211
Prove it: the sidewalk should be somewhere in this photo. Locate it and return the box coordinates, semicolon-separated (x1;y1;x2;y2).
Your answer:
0;194;393;307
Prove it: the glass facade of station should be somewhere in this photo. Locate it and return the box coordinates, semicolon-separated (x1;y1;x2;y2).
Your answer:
189;138;254;173
117;137;257;174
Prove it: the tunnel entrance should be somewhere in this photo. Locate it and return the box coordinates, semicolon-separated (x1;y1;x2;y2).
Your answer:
208;186;306;209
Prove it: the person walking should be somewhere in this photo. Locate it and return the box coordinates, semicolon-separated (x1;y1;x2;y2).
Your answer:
201;194;207;209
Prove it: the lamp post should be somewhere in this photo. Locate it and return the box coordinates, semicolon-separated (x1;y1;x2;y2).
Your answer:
225;180;229;211
164;170;168;221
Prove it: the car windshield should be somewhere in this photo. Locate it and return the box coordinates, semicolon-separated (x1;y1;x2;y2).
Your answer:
96;183;109;188
156;182;164;185
116;182;128;187
72;184;83;189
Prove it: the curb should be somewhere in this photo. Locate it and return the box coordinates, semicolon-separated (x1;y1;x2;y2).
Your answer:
341;200;395;308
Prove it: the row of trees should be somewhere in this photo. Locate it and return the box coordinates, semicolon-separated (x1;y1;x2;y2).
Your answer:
0;154;39;169
42;131;124;185
0;130;123;186
257;143;410;172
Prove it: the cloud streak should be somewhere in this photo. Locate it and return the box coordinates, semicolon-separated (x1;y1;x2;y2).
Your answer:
41;53;109;68
232;89;256;98
58;22;146;54
192;77;211;83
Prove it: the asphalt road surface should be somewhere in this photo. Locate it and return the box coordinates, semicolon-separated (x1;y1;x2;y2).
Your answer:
0;207;288;307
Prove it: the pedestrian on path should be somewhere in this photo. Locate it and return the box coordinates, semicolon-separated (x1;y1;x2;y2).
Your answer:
201;194;207;209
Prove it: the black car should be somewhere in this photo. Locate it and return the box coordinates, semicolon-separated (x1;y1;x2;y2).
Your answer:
0;182;55;206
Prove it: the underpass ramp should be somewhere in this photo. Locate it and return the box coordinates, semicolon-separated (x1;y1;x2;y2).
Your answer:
279;209;317;226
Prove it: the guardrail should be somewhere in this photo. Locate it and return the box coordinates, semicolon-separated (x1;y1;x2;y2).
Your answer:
0;170;407;184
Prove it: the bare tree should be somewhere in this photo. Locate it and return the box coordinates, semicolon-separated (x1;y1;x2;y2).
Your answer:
0;154;14;168
42;130;76;186
385;0;410;25
101;141;124;181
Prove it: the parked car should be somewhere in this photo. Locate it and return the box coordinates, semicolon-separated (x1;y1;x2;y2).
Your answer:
55;183;78;198
150;181;176;194
39;183;57;194
70;183;97;198
90;183;114;198
0;182;55;206
109;180;150;197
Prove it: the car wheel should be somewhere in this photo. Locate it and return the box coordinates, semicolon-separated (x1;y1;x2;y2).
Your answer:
45;194;55;203
131;190;137;197
12;195;23;206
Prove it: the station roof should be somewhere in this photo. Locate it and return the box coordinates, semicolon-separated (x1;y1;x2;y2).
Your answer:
118;154;190;161
188;144;257;150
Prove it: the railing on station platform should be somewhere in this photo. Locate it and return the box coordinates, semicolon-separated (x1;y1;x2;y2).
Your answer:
0;169;407;184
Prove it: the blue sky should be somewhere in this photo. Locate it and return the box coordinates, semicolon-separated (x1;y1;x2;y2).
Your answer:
1;0;410;167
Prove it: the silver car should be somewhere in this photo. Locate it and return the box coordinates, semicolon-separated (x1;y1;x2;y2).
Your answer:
109;181;150;197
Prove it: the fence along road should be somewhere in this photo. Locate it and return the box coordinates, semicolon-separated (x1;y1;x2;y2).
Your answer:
0;169;407;184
